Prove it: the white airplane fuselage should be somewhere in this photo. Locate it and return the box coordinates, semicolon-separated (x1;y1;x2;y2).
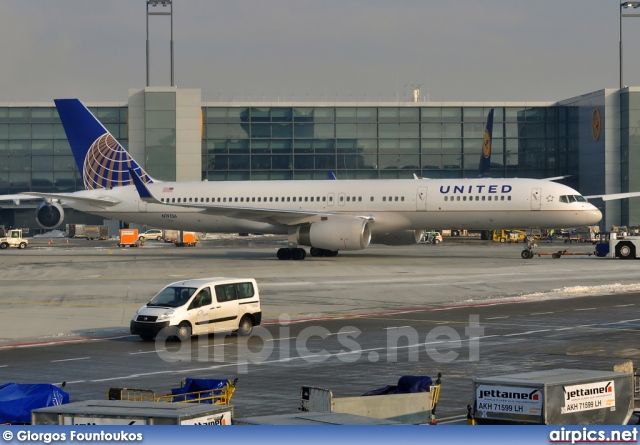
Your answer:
61;177;602;235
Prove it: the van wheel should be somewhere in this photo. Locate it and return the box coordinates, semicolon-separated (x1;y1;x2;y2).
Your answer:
238;316;254;336
176;323;192;341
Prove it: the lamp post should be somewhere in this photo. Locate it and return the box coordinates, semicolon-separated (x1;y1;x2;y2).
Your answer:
620;2;640;89
146;0;174;87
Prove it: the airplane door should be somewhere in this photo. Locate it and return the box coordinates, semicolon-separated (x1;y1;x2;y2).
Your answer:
531;188;541;211
416;187;427;211
338;192;345;206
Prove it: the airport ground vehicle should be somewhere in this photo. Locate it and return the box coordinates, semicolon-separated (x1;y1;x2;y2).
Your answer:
118;229;140;247
600;233;640;259
130;277;262;341
67;224;109;240
299;374;442;425
163;229;179;243
0;229;28;249
492;229;526;243
175;231;198;247
421;231;443;244
138;229;164;241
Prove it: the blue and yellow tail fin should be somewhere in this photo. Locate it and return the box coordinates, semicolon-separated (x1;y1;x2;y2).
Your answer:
477;108;494;178
54;99;153;190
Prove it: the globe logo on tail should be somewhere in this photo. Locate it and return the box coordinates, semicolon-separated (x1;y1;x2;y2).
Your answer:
83;133;152;190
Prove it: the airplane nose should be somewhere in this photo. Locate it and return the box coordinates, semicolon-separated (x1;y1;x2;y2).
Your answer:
586;207;602;225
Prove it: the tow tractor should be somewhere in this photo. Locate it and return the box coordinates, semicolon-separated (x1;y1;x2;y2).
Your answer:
0;229;28;250
596;231;640;259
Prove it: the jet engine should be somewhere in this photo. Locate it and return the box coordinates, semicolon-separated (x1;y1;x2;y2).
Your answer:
35;202;65;229
370;230;424;246
296;218;371;251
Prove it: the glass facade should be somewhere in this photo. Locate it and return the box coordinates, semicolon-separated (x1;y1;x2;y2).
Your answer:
0;105;128;194
0;103;596;199
620;91;640;224
201;106;567;182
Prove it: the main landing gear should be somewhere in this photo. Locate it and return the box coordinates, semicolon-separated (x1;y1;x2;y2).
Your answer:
276;247;339;260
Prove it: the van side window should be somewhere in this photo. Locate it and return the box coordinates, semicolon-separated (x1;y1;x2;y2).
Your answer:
189;287;212;309
215;284;237;302
236;282;255;299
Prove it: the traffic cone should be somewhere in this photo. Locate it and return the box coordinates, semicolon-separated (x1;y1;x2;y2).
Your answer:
66;239;69;244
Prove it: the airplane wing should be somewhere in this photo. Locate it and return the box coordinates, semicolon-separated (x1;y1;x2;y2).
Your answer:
129;169;373;226
584;191;640;202
544;175;572;181
17;192;122;207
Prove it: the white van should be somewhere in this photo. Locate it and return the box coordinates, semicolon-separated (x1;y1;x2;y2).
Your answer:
130;277;262;341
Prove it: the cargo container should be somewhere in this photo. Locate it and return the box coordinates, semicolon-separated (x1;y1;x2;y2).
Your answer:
118;229;139;247
175;231;198;247
67;224;109;240
163;230;179;243
32;400;232;425
471;368;634;425
84;225;109;240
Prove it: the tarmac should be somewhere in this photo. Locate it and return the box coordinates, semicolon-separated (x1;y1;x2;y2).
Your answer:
1;234;640;422
1;234;639;345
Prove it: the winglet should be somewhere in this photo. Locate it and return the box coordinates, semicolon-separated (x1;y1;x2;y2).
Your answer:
478;108;494;178
128;168;158;203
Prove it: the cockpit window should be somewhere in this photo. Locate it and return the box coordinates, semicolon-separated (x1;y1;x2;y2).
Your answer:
559;195;586;203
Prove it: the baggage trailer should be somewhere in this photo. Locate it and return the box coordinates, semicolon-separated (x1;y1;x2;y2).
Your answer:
83;225;109;240
299;374;441;425
32;400;232;425
117;229;139;247
107;378;236;405
175;231;198;247
470;368;634;425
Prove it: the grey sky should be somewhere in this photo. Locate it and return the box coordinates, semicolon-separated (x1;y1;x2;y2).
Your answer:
1;0;637;104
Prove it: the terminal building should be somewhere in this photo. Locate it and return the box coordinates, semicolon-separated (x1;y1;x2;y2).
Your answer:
1;86;639;234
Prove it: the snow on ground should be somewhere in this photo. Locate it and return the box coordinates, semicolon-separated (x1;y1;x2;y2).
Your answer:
32;230;66;238
487;283;640;304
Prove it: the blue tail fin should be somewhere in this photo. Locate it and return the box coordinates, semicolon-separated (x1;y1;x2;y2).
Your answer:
477;108;494;178
54;99;153;190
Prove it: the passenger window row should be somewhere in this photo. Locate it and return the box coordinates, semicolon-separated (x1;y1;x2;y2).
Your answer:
160;195;409;204
443;195;512;202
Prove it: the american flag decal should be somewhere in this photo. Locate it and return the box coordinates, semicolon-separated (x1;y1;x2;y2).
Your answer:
163;187;174;193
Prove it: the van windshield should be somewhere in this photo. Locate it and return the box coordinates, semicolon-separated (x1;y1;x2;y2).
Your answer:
147;287;197;308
